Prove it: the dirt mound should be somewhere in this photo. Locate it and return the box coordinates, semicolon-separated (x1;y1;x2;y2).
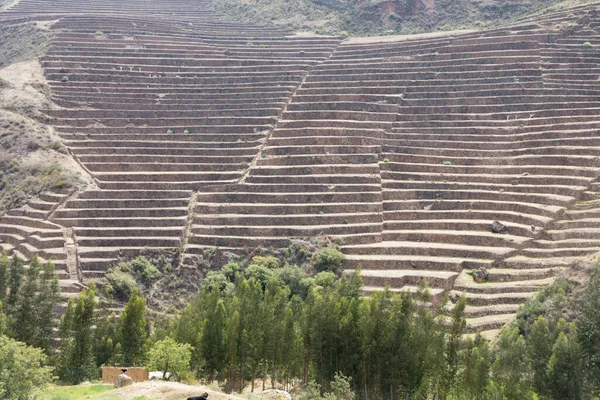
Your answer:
115;381;245;400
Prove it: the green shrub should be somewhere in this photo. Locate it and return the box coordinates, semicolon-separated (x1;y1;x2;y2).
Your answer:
245;264;275;288
221;261;241;280
514;279;575;337
203;271;230;292
313;248;345;273
315;271;336;287
46;141;64;152
299;372;354;400
281;242;313;266
274;265;306;297
104;269;137;301
250;255;280;269
128;257;161;282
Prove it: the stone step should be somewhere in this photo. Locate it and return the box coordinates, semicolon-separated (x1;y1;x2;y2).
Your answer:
192;222;382;237
501;255;581;269
344;254;491;271
384;219;537;238
383;199;563;218
54;207;189;219
361;285;446;302
74;227;185;237
383;180;585;198
79;258;119;272
383;209;552;226
196;201;383;215
382;229;531;248
196;212;382;226
465;314;516;333
343;241;514;259
196;191;382;203
455;291;536;306
77;237;181;248
348;268;459;288
464;304;520;317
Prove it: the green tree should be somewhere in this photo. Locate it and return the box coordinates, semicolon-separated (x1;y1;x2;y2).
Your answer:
94;311;120;368
491;328;532;400
527;316;552;396
120;288;148;366
237;278;264;392
226;301;241;388
146;337;193;380
578;265;600;390
443;294;467;396
11;256;42;347
0;251;8;302
6;255;24;309
547;330;583;400
456;334;490;399
0;301;7;336
278;299;302;388
0;335;54;399
37;261;61;352
12;258;61;353
57;284;98;384
202;293;227;379
404;282;445;398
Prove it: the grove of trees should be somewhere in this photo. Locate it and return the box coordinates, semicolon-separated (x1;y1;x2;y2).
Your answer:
2;249;600;400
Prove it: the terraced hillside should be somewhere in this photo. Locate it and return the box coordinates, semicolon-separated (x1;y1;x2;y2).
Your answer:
2;0;600;337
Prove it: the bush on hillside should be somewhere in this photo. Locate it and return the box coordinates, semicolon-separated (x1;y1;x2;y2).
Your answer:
313;248;345;273
104;269;137;301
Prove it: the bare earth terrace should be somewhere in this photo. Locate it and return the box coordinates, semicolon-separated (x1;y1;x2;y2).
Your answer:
2;0;600;338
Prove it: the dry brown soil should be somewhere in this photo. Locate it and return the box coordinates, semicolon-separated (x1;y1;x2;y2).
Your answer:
115;381;247;400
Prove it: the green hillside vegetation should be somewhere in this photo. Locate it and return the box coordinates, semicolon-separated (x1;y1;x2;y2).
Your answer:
210;0;564;36
3;250;600;399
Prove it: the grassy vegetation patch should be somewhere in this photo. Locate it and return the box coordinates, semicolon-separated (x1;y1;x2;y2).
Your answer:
38;384;116;400
513;278;578;337
0;153;76;214
101;254;202;312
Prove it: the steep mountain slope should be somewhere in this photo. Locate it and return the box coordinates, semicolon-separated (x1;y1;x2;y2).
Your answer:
2;0;600;339
211;0;565;35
